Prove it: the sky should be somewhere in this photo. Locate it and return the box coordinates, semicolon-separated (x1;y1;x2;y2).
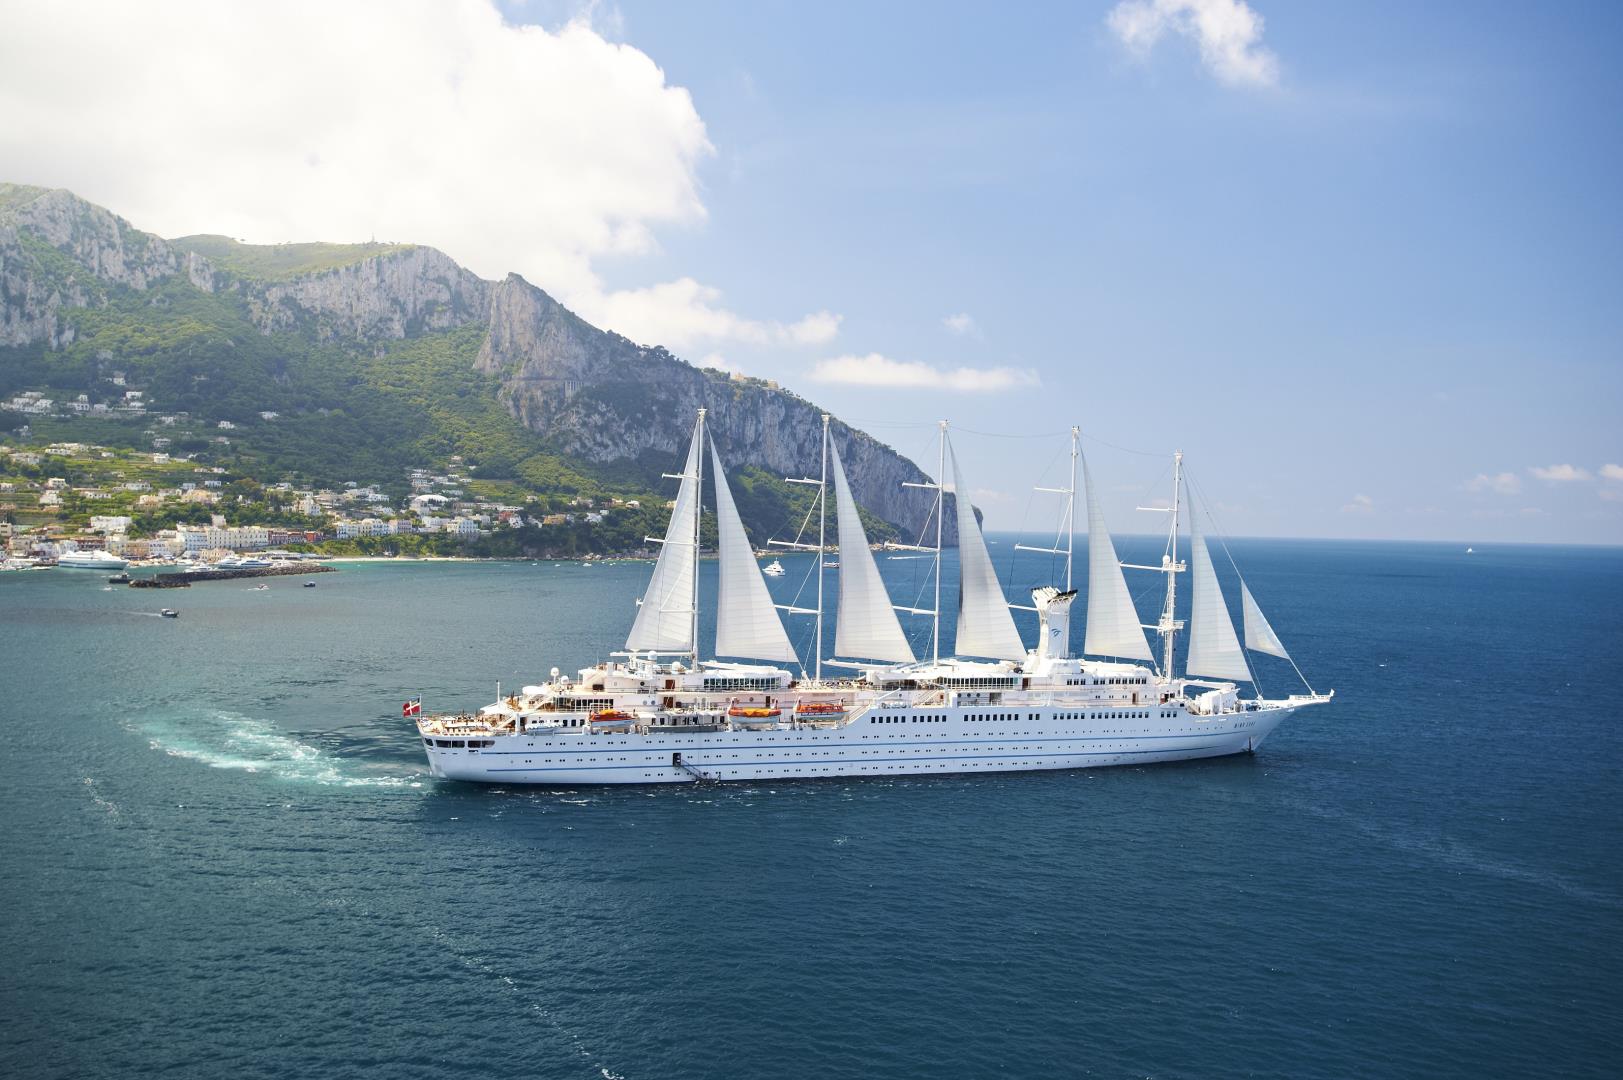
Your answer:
2;0;1620;543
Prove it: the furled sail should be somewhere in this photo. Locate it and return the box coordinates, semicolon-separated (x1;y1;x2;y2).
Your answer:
1185;503;1251;681
1241;582;1290;659
625;418;702;653
709;439;798;664
948;443;1026;661
1081;456;1154;661
829;438;916;663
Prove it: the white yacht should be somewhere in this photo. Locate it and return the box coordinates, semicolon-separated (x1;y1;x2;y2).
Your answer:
56;550;129;570
215;555;273;569
762;559;787;576
416;411;1331;785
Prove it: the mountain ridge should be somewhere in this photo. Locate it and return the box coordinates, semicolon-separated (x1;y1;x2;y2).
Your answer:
0;182;947;542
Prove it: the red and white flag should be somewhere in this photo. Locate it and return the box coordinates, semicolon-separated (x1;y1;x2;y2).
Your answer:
402;698;422;717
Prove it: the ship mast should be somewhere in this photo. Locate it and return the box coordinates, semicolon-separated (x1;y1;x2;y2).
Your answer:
933;419;945;664
1066;425;1077;590
692;407;706;668
816;414;828;682
1012;425;1078;598
1154;450;1184;680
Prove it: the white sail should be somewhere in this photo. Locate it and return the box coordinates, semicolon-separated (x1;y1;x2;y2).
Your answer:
625;419;702;654
1241;582;1290;659
1185;507;1250;681
829;438;915;663
709;439;798;664
1081;456;1154;661
948;443;1026;661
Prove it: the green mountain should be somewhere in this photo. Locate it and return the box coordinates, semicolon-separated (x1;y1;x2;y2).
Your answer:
0;183;943;548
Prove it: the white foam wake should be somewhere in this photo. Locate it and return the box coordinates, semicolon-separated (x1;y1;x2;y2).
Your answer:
135;710;421;788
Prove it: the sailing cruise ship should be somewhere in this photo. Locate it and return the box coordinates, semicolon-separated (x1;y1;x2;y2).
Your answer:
416;410;1331;784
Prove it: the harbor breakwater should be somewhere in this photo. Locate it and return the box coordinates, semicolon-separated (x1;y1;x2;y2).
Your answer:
130;563;336;588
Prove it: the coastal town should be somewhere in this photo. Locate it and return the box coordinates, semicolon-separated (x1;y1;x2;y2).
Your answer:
0;424;648;569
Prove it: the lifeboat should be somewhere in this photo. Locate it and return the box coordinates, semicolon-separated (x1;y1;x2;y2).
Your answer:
794;701;847;716
727;706;782;719
589;709;635;731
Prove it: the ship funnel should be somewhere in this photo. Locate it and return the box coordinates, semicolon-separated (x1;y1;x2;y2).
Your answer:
1032;587;1077;661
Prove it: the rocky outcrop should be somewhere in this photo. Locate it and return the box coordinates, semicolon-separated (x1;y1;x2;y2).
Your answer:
248;246;490;341
1;185;181;289
475;274;943;536
0;183;184;345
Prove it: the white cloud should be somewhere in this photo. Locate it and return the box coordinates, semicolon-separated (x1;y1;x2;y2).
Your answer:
1600;464;1623;482
943;313;977;336
810;353;1039;392
1340;493;1373;514
1466;472;1521;496
1107;0;1280;87
0;0;835;352
1528;464;1592;483
577;277;840;349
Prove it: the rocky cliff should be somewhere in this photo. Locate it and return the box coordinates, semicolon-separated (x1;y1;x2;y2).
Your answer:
0;184;942;536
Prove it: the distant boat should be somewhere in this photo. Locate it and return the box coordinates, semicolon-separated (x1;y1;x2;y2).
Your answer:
1466;547;1474;554
303;581;317;588
252;584;270;591
107;572;130;584
762;559;786;576
160;609;179;618
56;551;129;571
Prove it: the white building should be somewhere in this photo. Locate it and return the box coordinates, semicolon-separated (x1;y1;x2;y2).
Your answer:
177;525;270;553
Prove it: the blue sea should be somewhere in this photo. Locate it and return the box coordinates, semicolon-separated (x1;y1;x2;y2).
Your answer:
2;539;1620;1079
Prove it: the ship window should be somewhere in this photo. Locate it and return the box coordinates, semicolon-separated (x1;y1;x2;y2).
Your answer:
423;738;433;746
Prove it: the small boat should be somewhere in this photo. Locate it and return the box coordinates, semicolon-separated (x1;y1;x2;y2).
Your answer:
1466;547;1474;554
762;559;786;577
252;584;270;591
303;581;317;588
108;572;130;584
160;609;179;618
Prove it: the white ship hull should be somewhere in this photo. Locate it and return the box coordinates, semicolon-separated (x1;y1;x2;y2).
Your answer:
410;412;1334;788
423;702;1294;785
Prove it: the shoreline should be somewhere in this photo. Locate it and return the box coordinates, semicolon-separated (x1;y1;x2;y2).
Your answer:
316;554;657;564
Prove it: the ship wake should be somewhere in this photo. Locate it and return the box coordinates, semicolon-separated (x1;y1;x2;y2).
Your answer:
134;710;422;788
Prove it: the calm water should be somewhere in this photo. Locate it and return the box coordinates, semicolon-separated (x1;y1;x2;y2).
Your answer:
2;540;1620;1079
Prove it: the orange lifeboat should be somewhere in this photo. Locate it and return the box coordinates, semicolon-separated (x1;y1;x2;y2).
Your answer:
795;701;848;716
